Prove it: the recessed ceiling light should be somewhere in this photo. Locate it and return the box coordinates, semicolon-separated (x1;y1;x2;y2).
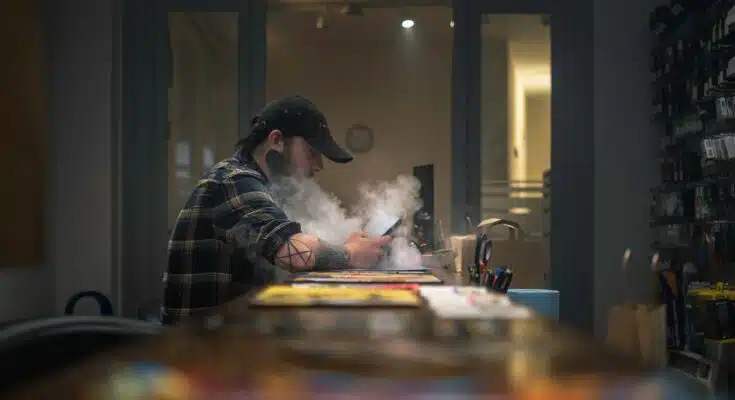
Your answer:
449;20;455;28
401;19;415;28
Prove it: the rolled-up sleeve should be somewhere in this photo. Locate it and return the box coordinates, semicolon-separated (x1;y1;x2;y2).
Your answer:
213;173;301;264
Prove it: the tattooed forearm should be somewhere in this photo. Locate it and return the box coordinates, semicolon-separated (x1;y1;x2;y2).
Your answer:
313;240;350;271
274;238;315;271
273;234;350;271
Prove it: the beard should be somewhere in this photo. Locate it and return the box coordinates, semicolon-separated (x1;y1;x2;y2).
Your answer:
264;149;290;178
265;147;313;180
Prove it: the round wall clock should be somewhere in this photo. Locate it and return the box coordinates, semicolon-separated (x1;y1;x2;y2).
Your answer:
345;124;375;154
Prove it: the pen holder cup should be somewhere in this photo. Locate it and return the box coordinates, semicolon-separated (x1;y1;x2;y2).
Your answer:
449;235;477;273
507;289;559;322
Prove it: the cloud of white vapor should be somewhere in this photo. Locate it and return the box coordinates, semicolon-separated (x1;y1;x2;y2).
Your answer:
270;175;424;269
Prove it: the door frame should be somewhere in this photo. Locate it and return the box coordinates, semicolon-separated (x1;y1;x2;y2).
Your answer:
120;0;267;317
456;0;595;332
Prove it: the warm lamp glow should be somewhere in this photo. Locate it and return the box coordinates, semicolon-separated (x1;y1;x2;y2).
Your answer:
512;69;527;184
510;66;550;186
519;72;551;92
509;207;531;215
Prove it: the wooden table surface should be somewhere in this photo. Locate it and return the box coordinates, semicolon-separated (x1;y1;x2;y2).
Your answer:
4;267;698;399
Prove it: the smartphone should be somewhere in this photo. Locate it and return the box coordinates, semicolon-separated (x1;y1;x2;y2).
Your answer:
364;211;402;237
382;218;403;237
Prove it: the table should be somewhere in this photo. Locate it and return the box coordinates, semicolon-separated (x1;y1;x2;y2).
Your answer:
4;267;702;398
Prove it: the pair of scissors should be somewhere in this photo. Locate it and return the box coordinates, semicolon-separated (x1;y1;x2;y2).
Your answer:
469;233;483;283
475;234;493;285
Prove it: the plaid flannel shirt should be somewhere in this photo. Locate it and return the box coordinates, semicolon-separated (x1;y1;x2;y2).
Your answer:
162;155;301;324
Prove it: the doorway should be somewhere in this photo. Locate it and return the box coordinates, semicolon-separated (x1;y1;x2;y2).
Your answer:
461;0;595;332
478;14;550;239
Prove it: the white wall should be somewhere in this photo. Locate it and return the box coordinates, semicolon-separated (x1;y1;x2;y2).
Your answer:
593;0;661;336
46;0;121;316
0;270;52;321
0;0;120;321
508;59;526;182
480;35;509;181
0;0;53;321
526;93;550;180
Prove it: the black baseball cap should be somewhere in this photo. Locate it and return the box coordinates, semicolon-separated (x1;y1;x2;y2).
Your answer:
240;95;353;163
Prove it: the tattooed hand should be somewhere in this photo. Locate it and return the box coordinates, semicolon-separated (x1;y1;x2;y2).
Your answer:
343;232;393;269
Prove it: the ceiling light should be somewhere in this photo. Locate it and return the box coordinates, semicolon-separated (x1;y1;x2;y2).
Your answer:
401;19;415;28
509;207;531;215
449;20;455;28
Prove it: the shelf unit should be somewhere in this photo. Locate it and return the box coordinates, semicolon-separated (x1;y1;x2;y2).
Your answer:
649;0;735;282
650;2;735;392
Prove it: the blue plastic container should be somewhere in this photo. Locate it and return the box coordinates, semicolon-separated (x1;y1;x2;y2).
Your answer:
507;289;560;322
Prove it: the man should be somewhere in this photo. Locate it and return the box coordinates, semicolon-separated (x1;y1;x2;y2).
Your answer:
163;96;392;324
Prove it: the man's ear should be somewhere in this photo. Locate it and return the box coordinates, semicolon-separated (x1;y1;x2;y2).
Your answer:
266;129;285;152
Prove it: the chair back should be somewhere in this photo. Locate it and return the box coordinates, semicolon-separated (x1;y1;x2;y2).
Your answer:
0;316;162;392
64;290;115;316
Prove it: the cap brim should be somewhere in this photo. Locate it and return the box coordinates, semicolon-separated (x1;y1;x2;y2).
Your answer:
308;129;353;164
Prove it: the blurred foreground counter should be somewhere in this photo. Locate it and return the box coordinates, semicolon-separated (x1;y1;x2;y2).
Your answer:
2;267;711;399
8;301;709;399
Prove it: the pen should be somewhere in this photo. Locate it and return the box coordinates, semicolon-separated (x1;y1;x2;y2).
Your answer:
473;233;487;285
500;268;513;293
488;266;507;292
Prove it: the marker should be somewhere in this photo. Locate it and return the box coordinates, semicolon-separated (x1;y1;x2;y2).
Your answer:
489;266;508;292
500;268;513;293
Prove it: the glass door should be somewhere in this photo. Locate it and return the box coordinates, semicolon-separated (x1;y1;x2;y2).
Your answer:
121;0;265;317
459;0;596;332
167;11;239;229
476;14;550;263
465;5;553;296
